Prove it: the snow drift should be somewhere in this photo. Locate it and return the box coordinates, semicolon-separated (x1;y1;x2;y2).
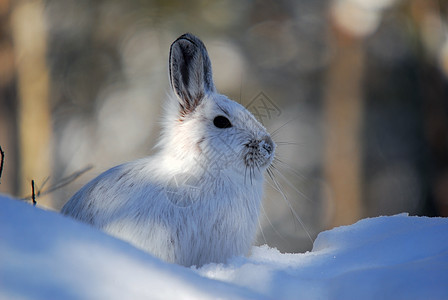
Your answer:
1;194;447;299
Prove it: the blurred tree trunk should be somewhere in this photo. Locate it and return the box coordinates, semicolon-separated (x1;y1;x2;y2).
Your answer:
324;19;364;227
11;0;53;206
0;0;19;195
411;0;448;216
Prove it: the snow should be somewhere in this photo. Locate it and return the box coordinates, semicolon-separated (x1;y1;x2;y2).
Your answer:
1;194;447;300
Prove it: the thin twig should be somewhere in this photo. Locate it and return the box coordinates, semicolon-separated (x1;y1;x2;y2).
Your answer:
31;180;36;206
0;146;4;184
22;165;93;201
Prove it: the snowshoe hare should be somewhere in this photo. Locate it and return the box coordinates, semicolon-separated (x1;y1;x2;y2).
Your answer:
62;33;275;267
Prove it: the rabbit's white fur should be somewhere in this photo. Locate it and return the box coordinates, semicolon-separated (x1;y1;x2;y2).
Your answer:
62;33;275;267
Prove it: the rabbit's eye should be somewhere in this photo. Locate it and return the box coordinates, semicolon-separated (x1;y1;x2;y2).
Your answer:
213;116;232;129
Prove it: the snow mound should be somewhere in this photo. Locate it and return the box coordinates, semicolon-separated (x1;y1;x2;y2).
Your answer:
200;214;448;299
1;194;447;299
0;195;260;300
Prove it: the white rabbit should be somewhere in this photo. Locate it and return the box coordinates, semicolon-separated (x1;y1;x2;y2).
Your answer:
61;33;275;267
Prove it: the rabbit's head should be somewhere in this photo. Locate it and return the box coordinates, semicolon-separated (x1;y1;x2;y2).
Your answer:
158;33;275;182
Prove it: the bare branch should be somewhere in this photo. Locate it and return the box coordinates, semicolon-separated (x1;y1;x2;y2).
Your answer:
31;180;36;206
22;165;93;201
0;146;4;184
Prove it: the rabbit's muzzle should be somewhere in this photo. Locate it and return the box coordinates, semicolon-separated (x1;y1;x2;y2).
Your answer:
244;136;275;168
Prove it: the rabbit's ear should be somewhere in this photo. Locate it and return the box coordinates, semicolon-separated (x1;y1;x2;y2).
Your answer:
169;33;216;115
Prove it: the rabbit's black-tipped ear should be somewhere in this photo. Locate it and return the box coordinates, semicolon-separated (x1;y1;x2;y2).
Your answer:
169;33;216;116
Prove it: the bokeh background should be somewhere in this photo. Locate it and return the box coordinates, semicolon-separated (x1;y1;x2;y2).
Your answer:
1;0;448;253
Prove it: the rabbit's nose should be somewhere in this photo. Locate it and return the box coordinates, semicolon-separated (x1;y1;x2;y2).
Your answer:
260;136;275;157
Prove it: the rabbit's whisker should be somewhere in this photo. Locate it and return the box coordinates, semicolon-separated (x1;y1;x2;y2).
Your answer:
271;119;296;138
257;214;267;245
270;163;312;203
260;200;290;243
273;157;308;181
275;141;304;146
250;166;254;186
266;165;313;244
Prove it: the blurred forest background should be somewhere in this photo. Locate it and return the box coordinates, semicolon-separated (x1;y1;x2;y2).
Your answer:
1;0;448;253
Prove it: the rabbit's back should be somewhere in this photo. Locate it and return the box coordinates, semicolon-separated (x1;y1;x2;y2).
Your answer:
62;158;157;225
62;157;263;266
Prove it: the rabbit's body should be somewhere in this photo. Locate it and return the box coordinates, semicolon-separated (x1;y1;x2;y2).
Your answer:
62;33;275;267
64;155;263;266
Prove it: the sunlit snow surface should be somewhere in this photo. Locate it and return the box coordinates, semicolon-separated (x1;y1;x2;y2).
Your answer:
1;194;447;300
